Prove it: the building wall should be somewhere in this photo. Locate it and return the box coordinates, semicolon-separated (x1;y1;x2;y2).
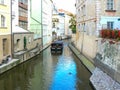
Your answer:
76;0;120;60
100;0;120;16
0;1;11;63
13;33;41;53
0;1;11;34
12;0;19;26
52;14;65;37
99;0;120;29
13;33;42;61
0;35;11;63
76;0;97;60
65;14;72;35
18;0;28;30
42;0;52;48
29;0;42;39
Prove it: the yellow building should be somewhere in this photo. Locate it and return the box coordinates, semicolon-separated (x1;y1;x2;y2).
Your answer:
0;0;11;63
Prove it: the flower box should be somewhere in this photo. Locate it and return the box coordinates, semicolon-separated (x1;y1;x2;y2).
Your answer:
100;29;120;41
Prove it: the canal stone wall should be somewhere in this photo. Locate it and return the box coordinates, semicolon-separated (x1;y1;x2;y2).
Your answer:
69;42;120;90
68;43;95;74
0;43;50;74
0;59;21;74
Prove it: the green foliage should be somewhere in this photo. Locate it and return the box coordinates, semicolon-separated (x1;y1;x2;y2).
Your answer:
24;37;27;49
52;31;57;35
69;15;76;33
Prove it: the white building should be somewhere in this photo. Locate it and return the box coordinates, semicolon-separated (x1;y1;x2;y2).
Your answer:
42;0;53;48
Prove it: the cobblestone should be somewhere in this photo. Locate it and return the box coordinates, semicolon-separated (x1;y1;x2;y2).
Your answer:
90;68;120;90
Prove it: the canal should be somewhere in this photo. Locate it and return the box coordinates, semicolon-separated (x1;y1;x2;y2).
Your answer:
0;41;94;90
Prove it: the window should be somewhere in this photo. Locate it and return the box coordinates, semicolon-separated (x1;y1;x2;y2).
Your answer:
19;7;27;17
81;5;86;16
0;0;4;4
107;0;114;10
83;5;86;16
19;0;28;5
82;23;86;32
19;21;27;30
107;22;114;29
1;15;5;27
16;39;20;49
52;23;55;28
83;23;86;32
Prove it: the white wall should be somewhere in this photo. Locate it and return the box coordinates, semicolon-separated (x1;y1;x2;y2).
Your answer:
12;0;19;27
100;16;120;29
42;0;52;46
65;14;72;35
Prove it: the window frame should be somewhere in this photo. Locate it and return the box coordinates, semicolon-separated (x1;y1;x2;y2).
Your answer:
107;0;114;10
1;15;6;28
107;21;114;30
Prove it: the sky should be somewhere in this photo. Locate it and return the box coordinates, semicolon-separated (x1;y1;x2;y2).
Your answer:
53;0;76;14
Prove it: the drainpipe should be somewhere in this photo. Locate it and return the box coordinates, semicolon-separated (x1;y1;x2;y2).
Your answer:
41;0;43;49
11;0;13;58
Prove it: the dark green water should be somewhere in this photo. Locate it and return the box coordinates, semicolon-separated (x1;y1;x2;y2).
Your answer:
0;42;94;90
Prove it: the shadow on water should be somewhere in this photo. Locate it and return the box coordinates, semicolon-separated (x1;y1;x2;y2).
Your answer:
0;41;94;90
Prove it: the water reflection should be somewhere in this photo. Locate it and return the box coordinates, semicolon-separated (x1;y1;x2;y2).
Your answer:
0;41;93;90
50;56;77;90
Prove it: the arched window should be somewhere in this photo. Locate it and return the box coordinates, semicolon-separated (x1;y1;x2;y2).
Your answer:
1;15;5;27
16;39;20;49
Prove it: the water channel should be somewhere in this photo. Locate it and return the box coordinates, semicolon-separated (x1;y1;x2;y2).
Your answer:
0;41;94;90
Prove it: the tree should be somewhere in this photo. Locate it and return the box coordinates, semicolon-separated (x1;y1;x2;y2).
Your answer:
69;15;76;33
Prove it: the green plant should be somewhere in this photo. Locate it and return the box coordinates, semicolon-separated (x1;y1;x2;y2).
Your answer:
69;15;76;33
100;29;120;41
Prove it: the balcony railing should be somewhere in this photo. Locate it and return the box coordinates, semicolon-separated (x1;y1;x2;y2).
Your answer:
19;16;28;22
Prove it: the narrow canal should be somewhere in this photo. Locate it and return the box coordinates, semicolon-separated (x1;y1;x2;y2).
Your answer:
0;41;94;90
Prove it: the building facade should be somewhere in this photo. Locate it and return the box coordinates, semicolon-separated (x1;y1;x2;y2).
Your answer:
29;0;42;39
52;12;65;37
18;0;28;30
76;0;120;61
42;0;53;49
76;0;120;87
64;14;72;36
52;7;72;39
0;0;11;63
12;0;42;61
12;0;28;30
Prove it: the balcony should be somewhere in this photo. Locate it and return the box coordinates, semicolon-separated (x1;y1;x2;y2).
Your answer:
19;16;28;22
